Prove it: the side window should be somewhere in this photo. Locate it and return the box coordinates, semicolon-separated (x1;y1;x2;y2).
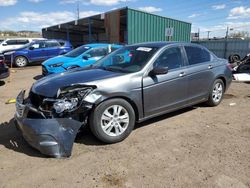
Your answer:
6;40;17;45
31;42;46;49
87;48;108;57
45;41;60;48
16;40;29;45
154;47;183;70
111;47;119;53
184;46;211;65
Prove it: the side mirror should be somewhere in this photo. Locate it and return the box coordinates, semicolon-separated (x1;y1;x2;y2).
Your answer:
82;55;90;60
149;67;168;76
2;43;7;46
29;46;35;50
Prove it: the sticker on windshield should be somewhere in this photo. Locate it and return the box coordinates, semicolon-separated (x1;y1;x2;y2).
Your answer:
136;47;152;52
84;46;90;49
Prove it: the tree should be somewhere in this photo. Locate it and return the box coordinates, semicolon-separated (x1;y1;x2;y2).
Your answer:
229;31;249;38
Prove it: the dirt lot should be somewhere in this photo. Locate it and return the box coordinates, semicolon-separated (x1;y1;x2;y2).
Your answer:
0;66;249;188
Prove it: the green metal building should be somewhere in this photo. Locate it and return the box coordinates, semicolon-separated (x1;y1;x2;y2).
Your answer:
42;7;191;47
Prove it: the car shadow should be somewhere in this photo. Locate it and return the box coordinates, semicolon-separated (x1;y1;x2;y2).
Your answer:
33;75;43;80
76;106;197;146
0;118;46;158
0;80;5;86
0;105;199;157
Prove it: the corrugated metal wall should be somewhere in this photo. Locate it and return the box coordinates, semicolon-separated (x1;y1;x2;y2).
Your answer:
194;39;250;59
127;8;191;44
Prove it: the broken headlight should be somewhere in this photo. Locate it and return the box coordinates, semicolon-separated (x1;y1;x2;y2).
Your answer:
40;86;95;114
53;98;78;114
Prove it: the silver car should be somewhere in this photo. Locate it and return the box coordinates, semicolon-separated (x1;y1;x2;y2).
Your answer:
15;42;232;157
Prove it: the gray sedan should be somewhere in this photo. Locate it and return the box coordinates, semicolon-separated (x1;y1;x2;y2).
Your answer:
15;42;232;157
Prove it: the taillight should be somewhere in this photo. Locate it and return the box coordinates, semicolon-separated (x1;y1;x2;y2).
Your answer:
227;63;233;71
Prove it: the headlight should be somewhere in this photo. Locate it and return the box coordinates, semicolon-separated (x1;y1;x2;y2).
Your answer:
53;98;78;114
4;51;15;55
49;62;63;68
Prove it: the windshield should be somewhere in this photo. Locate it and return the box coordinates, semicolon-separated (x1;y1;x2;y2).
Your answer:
93;46;159;73
64;45;91;58
21;42;33;48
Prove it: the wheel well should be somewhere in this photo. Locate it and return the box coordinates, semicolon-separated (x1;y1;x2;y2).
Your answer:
15;55;28;62
99;96;140;122
217;76;226;91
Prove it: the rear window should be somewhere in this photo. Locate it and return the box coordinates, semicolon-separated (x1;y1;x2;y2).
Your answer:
185;46;211;65
16;40;29;45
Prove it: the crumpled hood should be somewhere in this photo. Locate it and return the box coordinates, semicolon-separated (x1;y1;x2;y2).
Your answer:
32;68;124;97
42;55;75;66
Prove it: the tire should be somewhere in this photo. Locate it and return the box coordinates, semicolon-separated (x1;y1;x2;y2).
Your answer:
229;54;240;64
236;64;250;73
206;79;225;107
90;98;135;143
15;56;28;67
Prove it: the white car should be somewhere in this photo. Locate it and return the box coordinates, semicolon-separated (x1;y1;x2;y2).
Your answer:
0;38;45;53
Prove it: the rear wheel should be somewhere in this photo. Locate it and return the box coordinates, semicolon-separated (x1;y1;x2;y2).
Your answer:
15;56;28;67
90;98;135;143
206;79;225;106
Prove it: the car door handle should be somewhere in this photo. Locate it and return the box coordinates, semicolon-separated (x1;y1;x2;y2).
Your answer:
179;72;185;77
208;65;213;69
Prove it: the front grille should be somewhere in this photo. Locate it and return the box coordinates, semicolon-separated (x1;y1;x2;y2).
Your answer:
42;65;48;76
16;102;25;117
29;91;44;108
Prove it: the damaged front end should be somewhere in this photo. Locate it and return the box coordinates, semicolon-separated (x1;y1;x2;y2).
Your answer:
14;85;96;158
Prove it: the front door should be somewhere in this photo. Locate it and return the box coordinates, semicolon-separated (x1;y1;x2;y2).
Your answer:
84;47;108;66
143;46;188;117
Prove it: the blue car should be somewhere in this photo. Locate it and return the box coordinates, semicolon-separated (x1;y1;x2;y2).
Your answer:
3;40;72;67
42;43;122;75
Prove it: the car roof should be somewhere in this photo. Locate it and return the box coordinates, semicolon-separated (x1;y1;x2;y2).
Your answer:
83;43;122;48
126;41;203;48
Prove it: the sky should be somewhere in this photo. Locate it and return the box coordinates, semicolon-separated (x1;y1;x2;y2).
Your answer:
0;0;250;38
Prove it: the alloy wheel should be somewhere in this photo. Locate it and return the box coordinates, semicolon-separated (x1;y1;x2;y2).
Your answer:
212;82;223;103
101;105;130;137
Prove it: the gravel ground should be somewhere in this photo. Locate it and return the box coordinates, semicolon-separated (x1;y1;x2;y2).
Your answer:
0;66;249;188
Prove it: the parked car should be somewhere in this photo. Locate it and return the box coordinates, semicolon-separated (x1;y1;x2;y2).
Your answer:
42;43;122;75
55;39;73;51
15;42;232;157
0;57;9;80
3;40;72;67
0;38;44;53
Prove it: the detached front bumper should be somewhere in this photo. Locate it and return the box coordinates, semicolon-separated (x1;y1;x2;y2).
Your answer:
14;90;82;158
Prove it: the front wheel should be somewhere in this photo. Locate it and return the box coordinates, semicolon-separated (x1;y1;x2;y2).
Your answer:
206;79;225;106
15;56;28;67
90;99;135;143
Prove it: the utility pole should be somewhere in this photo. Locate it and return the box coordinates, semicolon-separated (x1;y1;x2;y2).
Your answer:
198;28;200;41
77;0;80;20
224;26;229;59
225;26;229;39
207;31;211;40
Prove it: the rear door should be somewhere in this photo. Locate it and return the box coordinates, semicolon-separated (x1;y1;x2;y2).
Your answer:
45;41;61;59
27;41;47;62
143;46;188;117
183;45;214;102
